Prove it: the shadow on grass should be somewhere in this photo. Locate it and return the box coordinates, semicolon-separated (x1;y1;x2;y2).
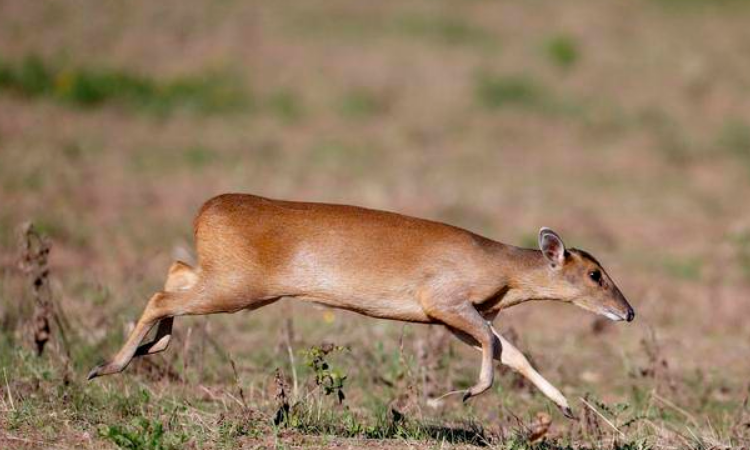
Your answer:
421;423;490;446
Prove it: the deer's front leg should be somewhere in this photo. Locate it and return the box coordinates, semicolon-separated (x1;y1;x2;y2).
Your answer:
448;324;573;417
490;326;573;418
423;300;496;402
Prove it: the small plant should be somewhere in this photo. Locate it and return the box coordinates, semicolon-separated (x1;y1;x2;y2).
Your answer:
18;223;55;356
302;342;348;404
99;418;185;450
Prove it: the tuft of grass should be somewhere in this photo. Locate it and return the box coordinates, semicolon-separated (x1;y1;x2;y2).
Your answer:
660;255;703;281
99;418;186;450
545;35;580;70
182;145;218;169
265;88;304;123
651;0;750;12
394;15;498;48
475;73;551;112
288;10;498;49
0;55;250;115
717;119;750;163
728;230;750;282
129;145;224;174
307;140;378;176
337;88;387;119
638;107;696;164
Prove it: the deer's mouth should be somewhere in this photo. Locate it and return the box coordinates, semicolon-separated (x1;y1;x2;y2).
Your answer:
600;306;635;322
572;300;635;322
602;310;625;321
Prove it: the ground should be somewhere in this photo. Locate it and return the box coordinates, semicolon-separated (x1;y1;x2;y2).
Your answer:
1;0;750;448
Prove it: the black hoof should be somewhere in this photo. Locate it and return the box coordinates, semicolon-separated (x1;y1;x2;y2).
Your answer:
87;367;100;381
561;406;576;419
87;363;108;381
462;391;472;403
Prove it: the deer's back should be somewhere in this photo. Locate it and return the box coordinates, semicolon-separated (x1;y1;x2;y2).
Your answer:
192;194;499;311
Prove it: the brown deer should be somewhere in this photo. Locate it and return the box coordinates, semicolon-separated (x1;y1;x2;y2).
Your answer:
88;194;634;417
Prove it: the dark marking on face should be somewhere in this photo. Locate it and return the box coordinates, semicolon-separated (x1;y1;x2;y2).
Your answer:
570;248;602;267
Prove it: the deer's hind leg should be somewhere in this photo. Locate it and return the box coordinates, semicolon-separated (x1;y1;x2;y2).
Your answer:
89;261;199;380
132;261;197;357
88;261;281;380
87;289;191;380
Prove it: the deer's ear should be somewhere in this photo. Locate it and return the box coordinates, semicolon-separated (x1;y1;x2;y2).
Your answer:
539;227;566;268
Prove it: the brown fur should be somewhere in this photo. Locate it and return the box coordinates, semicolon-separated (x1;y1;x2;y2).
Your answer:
88;193;634;416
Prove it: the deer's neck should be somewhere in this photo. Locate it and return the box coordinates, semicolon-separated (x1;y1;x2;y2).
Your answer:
489;244;560;310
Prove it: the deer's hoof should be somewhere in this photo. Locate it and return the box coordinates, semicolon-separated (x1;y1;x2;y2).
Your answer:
87;366;102;381
462;390;472;403
560;406;576;420
87;362;114;381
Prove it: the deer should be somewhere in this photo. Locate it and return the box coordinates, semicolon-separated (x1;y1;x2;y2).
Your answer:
88;193;634;418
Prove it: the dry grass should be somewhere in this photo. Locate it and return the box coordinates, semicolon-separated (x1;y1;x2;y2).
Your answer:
1;0;750;448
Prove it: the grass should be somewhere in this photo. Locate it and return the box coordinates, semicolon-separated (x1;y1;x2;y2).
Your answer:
544;35;580;71
717;119;750;166
288;10;498;49
338;88;388;120
650;0;750;11
100;418;187;450
0;55;250;115
727;229;750;282
475;74;546;110
394;15;498;48
1;252;747;449
473;73;580;116
306;140;379;176
265;88;305;123
659;255;703;281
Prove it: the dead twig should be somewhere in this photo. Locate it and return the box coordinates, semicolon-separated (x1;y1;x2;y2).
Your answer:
282;304;299;401
18;223;50;355
580;396;625;438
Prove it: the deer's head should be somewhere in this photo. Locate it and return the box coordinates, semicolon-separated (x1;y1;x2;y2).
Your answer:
538;228;634;322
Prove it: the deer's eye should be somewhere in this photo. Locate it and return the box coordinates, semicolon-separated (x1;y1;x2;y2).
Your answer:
589;270;602;285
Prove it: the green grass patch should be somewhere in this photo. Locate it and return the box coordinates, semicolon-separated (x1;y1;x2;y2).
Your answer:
183;145;219;169
544;35;580;70
476;74;544;109
337;88;387;120
660;255;703;281
100;417;187;450
129;145;226;175
265;88;304;123
651;0;750;12
475;73;575;115
727;229;750;282
717;119;750;163
0;55;250;115
637;107;696;164
287;10;498;49
307;140;378;176
394;15;498;48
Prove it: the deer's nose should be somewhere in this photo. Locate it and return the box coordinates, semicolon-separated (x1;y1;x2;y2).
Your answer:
626;307;635;322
